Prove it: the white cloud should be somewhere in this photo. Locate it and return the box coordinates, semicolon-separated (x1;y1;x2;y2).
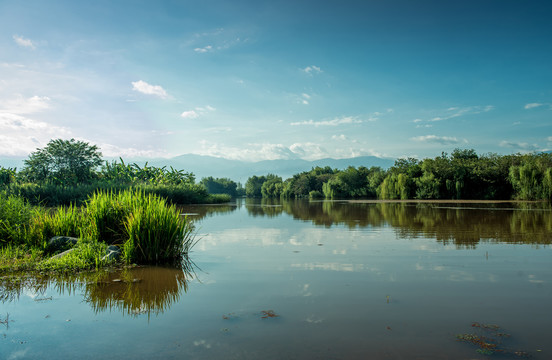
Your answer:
197;141;332;161
547;136;552;142
302;65;322;75
423;105;494;123
332;134;347;141
0;113;71;156
181;110;199;119
0;95;51;114
411;135;462;145
181;105;216;119
13;35;35;49
97;142;171;158
194;45;213;53
289;143;328;160
524;103;544;110
131;80;168;99
499;140;539;151
291;116;362;127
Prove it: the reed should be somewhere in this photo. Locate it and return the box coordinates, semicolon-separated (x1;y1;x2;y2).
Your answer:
123;192;194;264
0;192;36;245
31;204;84;248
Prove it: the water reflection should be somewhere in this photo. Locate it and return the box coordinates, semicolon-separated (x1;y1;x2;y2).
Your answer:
187;199;552;247
1;264;193;316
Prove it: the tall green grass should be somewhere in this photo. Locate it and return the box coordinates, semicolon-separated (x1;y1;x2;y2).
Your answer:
0;192;36;245
6;182;231;207
1;189;196;271
86;190;195;264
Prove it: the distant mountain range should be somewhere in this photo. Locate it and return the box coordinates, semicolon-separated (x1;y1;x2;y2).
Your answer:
1;154;395;183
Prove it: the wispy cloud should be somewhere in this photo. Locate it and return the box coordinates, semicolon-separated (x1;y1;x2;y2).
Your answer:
198;141;302;161
291;116;361;127
297;93;311;105
181;105;216;119
0;113;71;156
411;135;463;145
181;110;199;119
194;45;213;53
499;140;539;151
97;142;171;158
131;80;168;99
332;134;347;141
0;95;51;114
302;65;322;75
13;35;35;49
524;102;544;110
422;105;495;123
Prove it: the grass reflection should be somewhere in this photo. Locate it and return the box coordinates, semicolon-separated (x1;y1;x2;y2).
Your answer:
1;258;195;316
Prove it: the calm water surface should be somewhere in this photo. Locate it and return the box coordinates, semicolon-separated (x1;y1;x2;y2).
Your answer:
1;199;551;359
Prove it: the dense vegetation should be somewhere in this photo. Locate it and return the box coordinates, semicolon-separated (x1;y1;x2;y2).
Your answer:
245;149;552;201
0;139;231;206
0;138;225;271
0;190;195;271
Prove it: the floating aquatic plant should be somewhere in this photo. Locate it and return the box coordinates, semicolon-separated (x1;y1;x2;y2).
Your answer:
456;322;530;358
261;310;279;319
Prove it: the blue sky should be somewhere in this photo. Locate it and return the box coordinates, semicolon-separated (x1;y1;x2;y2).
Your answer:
1;0;551;162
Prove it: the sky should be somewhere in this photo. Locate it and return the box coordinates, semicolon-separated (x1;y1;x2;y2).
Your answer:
1;0;551;162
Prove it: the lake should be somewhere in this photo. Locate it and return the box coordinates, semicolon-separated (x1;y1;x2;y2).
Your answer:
1;199;551;359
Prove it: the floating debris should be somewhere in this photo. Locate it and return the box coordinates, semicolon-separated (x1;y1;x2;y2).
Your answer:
456;322;531;357
261;310;279;319
222;312;238;320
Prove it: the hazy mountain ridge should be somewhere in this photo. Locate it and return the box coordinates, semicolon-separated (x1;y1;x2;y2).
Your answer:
1;154;395;182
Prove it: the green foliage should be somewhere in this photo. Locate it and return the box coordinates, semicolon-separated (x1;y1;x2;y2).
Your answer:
261;176;283;198
123;194;194;264
101;159;195;185
0;192;36;245
200;176;238;197
20;138;102;186
84;190;195;264
308;190;324;199
37;239;108;272
0;167;16;188
246;174;280;197
32;204;84;248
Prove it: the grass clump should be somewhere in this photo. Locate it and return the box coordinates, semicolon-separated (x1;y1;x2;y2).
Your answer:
0;192;36;246
84;190;195;264
0;189;196;272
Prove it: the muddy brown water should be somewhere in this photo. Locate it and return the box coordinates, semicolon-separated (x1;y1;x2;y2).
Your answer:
1;199;551;359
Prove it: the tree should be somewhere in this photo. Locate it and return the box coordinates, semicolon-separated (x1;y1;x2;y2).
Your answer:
200;177;238;196
21;138;103;185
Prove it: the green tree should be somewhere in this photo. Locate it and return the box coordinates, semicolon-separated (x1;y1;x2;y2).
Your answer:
261;176;283;198
21;138;103;185
200;177;238;196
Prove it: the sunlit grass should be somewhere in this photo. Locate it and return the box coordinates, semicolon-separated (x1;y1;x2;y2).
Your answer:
0;189;197;272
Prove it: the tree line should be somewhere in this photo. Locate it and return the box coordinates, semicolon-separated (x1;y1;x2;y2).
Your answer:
244;149;552;201
0;138;233;205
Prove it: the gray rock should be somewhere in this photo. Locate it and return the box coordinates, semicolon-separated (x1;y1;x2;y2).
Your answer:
101;245;122;262
51;248;76;259
48;236;78;253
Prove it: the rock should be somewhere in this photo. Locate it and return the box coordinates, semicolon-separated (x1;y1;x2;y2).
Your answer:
48;236;78;253
51;248;76;259
101;245;122;262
